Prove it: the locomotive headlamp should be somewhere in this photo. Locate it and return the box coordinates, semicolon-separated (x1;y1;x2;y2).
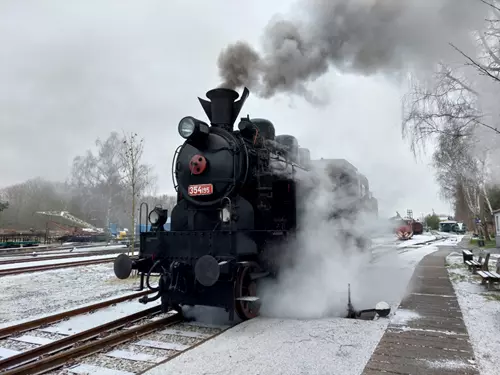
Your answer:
178;116;210;140
178;117;196;138
148;210;160;225
148;207;168;230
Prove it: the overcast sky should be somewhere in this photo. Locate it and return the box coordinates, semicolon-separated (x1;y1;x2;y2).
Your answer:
0;0;454;218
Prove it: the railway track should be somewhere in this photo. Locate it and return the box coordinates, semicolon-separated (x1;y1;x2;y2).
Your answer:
0;291;152;339
0;304;232;375
369;236;447;264
0;243;109;256
0;248;133;266
0;244;139;257
0;257;117;277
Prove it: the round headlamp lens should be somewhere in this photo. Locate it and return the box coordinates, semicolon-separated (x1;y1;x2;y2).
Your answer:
149;210;159;225
179;117;196;138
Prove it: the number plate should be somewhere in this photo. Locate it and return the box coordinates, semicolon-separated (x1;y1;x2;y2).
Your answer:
188;184;213;196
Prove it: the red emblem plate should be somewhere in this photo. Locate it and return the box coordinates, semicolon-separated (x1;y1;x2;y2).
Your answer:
188;184;213;196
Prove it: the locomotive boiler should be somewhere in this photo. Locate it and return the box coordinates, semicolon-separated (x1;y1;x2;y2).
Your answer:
113;86;377;321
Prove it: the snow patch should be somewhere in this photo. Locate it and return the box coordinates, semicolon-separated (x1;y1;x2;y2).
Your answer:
446;254;500;375
0;263;143;324
424;359;476;370
397;235;436;248
39;299;160;335
390;309;421;326
392;326;467;336
439;235;465;246
142;317;389;375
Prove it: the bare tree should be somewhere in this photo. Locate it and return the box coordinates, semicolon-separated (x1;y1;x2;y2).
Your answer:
120;132;155;253
403;2;500;147
433;132;494;238
0;132;161;235
0;178;71;230
450;1;500;94
402;64;482;155
70;132;126;229
402;7;500;238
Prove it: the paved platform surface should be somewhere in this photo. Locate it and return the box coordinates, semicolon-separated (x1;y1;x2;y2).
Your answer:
362;247;479;375
141;317;388;375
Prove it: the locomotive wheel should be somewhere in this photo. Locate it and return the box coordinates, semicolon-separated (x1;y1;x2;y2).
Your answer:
234;266;260;321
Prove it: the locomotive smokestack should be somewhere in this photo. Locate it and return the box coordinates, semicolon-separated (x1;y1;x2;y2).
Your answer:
198;87;249;131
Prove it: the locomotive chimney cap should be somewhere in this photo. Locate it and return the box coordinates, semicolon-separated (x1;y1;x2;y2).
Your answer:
206;87;239;101
198;87;250;131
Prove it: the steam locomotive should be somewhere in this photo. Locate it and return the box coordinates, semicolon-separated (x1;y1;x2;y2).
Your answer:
114;86;377;321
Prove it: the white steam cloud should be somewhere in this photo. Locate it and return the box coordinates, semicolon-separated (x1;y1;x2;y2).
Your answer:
217;0;488;104
258;161;400;319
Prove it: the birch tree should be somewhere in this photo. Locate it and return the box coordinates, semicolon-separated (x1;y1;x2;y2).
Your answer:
433;131;494;238
120;132;155;254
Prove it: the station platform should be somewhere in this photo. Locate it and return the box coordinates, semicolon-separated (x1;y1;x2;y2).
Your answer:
141;243;479;375
362;247;479;375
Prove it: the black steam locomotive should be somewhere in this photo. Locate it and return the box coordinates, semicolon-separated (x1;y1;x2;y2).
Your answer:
114;86;376;321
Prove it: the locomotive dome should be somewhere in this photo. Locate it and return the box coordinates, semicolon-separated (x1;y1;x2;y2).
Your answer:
249;118;275;140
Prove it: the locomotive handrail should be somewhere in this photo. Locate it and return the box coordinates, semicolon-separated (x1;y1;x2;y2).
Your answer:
139;202;149;233
171;145;182;192
241;141;250;186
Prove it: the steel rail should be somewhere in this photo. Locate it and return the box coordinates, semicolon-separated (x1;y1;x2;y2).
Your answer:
0;290;151;339
0;306;164;371
0;243;138;258
0;258;116;277
2;313;182;375
0;248;132;266
0;243;107;255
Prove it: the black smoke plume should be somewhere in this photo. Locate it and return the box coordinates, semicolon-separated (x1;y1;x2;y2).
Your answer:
217;0;488;103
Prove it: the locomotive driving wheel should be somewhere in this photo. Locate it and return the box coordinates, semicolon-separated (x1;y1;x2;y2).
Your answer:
234;265;260;321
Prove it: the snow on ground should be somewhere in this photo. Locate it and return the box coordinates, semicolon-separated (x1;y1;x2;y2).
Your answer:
446;251;500;375
0;253;119;270
389;309;421;326
39;297;161;335
439;234;465;246
144;317;389;375
145;244;442;375
0;263;143;324
350;244;441;312
396;234;436;247
370;235;398;248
